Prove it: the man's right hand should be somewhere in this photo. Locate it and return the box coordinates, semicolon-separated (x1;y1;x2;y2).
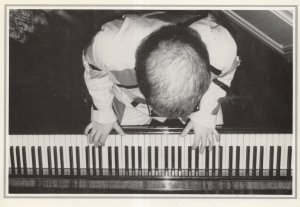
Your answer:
84;121;125;146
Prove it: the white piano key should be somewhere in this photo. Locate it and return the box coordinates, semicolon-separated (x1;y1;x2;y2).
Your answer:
75;135;83;170
215;136;219;171
279;134;286;172
255;134;261;174
39;135;47;170
115;135;122;169
183;134;190;170
151;134;156;173
155;134;162;170
219;134;227;171
237;133;244;172
249;134;256;175
231;134;238;173
178;134;185;171
133;134;139;170
138;134;145;169
167;134;173;171
144;134;150;171
161;134;168;170
9;135;16;169
273;134;279;173
260;134;268;171
173;134;179;170
109;135;116;173
27;135;34;169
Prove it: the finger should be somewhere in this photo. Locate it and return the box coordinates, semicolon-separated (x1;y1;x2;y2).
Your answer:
99;132;109;146
213;129;220;142
192;135;201;150
93;131;102;146
199;137;207;154
84;122;93;135
180;122;193;137
88;129;97;144
114;122;126;136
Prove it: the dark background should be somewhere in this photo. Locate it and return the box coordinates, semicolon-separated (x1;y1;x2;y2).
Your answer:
9;10;293;134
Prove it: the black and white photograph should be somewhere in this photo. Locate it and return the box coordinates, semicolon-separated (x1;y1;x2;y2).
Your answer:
5;6;296;198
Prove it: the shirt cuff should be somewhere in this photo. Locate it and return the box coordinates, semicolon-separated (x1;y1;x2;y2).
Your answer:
91;108;117;124
189;111;217;129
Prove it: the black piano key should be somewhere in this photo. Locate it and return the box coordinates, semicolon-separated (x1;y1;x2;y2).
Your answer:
31;147;36;176
218;146;223;176
85;146;90;176
38;146;43;176
98;146;103;176
131;146;135;171
171;146;175;171
22;147;27;175
69;146;74;176
205;146;209;176
53;146;58;176
115;146;119;176
259;146;264;177
195;147;199;176
188;146;192;175
165;146;169;173
92;146;96;175
236;146;240;176
47;146;52;176
212;146;216;176
16;146;21;175
228;146;233;177
148;146;152;175
10;146;15;175
125;146;129;173
108;146;112;175
76;147;80;176
178;146;182;171
245;146;250;177
155;146;159;172
59;146;64;176
287;146;292;177
138;146;142;174
269;146;274;176
252;146;257;176
276;146;281;176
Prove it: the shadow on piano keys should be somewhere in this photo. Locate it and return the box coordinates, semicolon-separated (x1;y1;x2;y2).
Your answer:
8;126;293;194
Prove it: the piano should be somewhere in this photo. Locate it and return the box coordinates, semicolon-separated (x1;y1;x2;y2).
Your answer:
8;126;293;194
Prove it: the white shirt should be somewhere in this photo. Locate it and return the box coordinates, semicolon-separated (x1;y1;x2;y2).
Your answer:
83;13;240;128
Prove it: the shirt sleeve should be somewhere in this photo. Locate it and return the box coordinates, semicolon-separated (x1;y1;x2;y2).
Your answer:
83;31;118;124
189;16;240;128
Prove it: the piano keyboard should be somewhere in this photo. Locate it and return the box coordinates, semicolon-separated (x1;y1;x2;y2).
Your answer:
9;131;293;178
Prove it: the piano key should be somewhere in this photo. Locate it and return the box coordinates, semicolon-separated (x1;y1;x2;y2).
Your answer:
245;146;250;176
69;146;74;176
269;146;274;176
155;134;162;170
236;146;240;176
38;146;43;175
222;134;229;173
261;134;268;172
173;134;179;170
10;146;15;175
231;134;238;174
167;135;173;173
27;135;34;169
31;146;37;176
165;146;169;175
138;134;145;170
59;146;64;176
161;134;167;171
178;134;184;172
219;134;227;176
40;135;48;172
21;135;29;169
92;146;96;175
21;146;27;175
32;135;39;169
128;135;133;173
144;134;150;172
109;135;115;175
76;146;80;176
98;146;103;176
253;146;257;176
259;146;264;176
279;134;286;174
171;146;175;172
155;146;159;173
276;146;281;176
151;135;157;173
204;147;208;176
218;146;223;176
287;146;292;177
212;146;216;176
102;141;108;170
47;146;52;176
131;146;135;172
115;146;120;176
79;135;87;173
133;135;139;171
64;135;70;171
242;134;250;171
53;146;59;175
107;146;112;175
49;135;56;175
184;135;191;170
115;135;122;170
228;146;233;176
188;146;192;175
85;146;91;176
148;146;152;175
215;139;219;172
125;146;129;173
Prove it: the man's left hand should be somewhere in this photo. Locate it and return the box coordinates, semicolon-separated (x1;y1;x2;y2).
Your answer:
180;120;220;153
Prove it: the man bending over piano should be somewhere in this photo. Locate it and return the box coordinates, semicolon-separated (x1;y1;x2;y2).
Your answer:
83;11;240;152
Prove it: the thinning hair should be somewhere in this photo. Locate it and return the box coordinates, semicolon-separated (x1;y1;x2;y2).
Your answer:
135;25;210;118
